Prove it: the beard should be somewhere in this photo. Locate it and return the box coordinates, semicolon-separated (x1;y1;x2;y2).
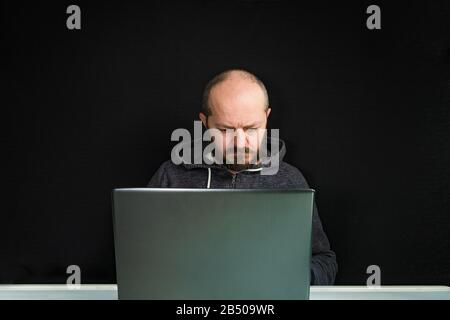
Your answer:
222;146;261;172
224;162;261;172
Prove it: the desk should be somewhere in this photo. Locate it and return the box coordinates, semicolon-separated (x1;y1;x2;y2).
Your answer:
0;285;448;300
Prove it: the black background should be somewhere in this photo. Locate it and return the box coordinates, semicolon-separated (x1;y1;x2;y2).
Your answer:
2;0;449;285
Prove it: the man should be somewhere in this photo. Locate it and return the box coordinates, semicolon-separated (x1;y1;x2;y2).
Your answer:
147;69;338;285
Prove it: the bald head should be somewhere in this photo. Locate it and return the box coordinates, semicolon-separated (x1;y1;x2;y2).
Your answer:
202;69;269;116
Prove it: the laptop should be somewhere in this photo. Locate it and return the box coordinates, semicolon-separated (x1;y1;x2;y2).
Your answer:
112;188;314;300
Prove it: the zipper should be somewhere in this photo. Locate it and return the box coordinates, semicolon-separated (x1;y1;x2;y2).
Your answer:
231;174;237;188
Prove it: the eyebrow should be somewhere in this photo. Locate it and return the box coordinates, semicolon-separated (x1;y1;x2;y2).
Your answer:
215;122;262;129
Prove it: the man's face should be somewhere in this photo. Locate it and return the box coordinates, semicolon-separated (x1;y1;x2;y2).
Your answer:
199;77;271;170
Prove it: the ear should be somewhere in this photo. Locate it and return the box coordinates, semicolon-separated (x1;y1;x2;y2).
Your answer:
266;107;272;118
199;112;208;128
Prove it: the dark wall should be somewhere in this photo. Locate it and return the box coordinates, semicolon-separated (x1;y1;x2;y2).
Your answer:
2;0;449;284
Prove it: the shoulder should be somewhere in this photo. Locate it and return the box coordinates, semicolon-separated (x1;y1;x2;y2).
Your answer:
148;160;186;187
276;161;310;188
155;160;189;175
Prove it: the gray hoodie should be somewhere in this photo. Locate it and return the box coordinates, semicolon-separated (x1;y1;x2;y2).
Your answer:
147;138;338;285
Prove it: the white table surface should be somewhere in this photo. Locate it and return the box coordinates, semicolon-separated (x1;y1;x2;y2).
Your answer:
0;285;448;300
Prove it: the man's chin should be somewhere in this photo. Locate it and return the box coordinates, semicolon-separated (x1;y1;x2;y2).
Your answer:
224;162;261;172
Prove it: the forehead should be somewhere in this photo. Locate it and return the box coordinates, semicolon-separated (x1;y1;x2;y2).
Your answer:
209;78;267;125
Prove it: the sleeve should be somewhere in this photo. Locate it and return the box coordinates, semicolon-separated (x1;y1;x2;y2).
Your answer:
146;161;170;188
294;169;338;285
310;202;338;285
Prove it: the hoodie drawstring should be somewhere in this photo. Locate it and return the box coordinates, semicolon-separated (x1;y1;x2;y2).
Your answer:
206;168;211;189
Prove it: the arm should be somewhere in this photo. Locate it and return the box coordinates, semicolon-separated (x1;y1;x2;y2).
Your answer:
310;202;338;285
290;167;338;285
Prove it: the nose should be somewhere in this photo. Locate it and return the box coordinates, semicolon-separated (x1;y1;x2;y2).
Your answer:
233;128;246;149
